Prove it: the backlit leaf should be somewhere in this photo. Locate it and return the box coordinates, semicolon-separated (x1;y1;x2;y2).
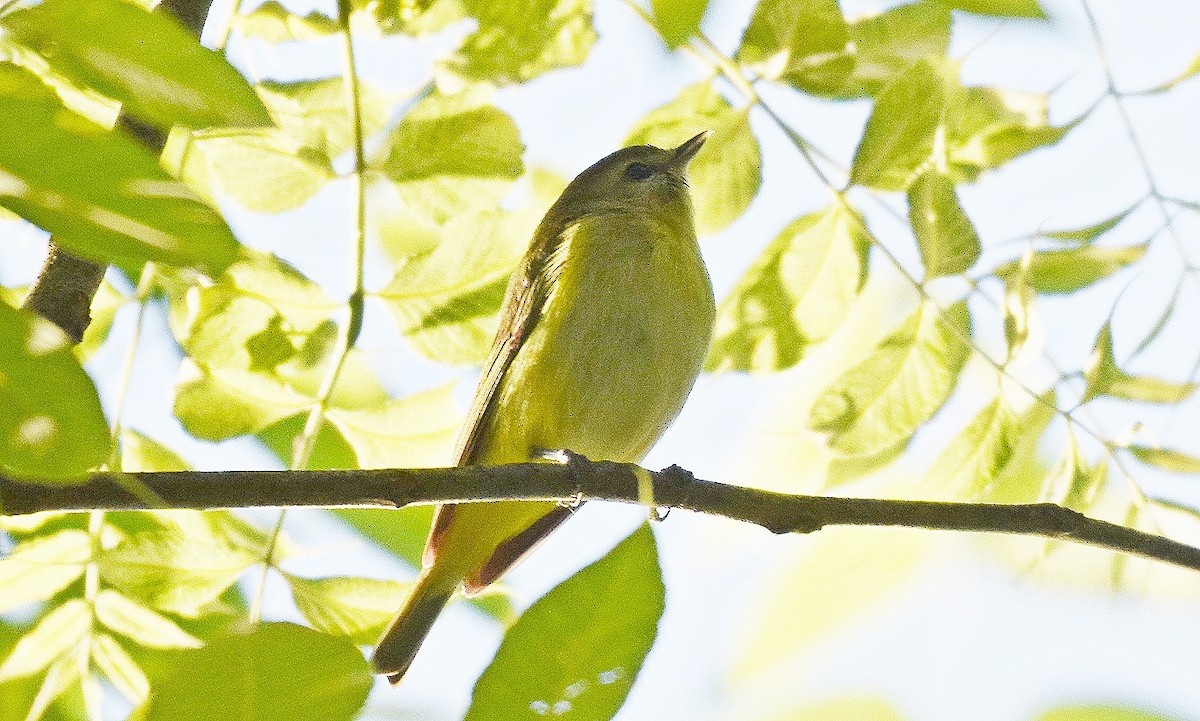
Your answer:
650;0;709;48
942;0;1046;18
994;245;1147;294
1042;205;1136;244
0;65;240;274
325;384;461;469
925;397;1017;499
288;575;411;645
906;170;981;278
164;127;335;213
376;209;531;364
1002;247;1035;362
706;202;870;372
235;2;340;42
832;1;951;99
119;429;190;472
0;300;110;481
1148;53;1200;94
947;87;1072;180
377;89;525;225
445;0;597;85
810;300;970;456
258;77;395;160
735;0;849;89
736;527;927;680
3;0;271;130
90;634;149;704
94;590;202;649
626;80;762;233
464;525;663;721
850;58;951;190
1082;322;1196;404
142;624;372;721
1036;706;1185;721
0;600;88;680
98;530;257;617
1128;446;1200;474
0;530;90;614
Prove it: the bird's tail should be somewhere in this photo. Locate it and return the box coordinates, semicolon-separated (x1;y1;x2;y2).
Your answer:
372;567;459;683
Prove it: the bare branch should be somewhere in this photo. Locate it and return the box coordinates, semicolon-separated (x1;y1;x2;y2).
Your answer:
1;458;1198;573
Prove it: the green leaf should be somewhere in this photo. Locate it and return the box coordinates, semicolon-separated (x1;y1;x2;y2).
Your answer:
142;623;372;721
740;0;951;99
1082;322;1196;404
174;363;314;441
163;127;335;213
0;65;241;274
946;87;1072;180
626;80;762;233
1128;445;1200;474
377;89;525;226
377;209;530;364
1041;205;1136;244
325;384;461;469
833;1;952;99
445;0;597;85
735;527;927;680
0;600;88;681
14;653;81;721
1147;53;1200;93
75;278;126;361
0;530;90;614
810;300;970;457
331;507;432;570
706;202;870;372
288;575;410;645
735;0;850;87
119;429;190;472
234;2;340;42
1045;427;1106;509
258;77;395;160
650;0;709;48
93;590;202;649
1035;706;1185;721
98;530;257;617
907;170;981;278
464;525;664;721
941;0;1046;18
1002;247;1035;362
365;0;469;36
3;0;271;130
925;397;1017;499
849;58;951;190
90;633;149;704
775;698;906;721
0;300;110;481
995;244;1147;294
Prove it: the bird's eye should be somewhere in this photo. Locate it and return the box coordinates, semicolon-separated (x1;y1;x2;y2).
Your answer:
625;162;654;181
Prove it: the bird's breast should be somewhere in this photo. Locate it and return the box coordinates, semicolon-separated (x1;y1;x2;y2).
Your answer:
495;212;715;463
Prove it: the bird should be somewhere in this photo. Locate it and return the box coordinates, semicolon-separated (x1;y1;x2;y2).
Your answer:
372;131;716;682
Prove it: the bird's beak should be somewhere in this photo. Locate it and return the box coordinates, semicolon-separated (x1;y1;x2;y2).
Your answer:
669;131;711;168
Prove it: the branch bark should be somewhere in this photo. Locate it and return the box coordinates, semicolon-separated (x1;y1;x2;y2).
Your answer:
1;459;1197;573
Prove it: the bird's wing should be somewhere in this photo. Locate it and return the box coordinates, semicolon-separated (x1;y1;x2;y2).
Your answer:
424;218;576;565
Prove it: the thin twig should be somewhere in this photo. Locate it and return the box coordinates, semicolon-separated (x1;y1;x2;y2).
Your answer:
2;459;1200;573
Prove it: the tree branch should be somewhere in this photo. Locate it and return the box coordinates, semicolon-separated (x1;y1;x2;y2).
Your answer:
1;459;1198;573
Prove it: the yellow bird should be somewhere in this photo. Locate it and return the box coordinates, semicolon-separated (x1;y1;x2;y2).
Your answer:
372;132;715;682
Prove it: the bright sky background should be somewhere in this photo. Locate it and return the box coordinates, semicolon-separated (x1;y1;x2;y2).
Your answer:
6;0;1200;719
